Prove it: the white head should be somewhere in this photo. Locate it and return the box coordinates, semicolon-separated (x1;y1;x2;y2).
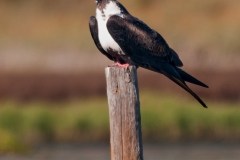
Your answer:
96;0;121;20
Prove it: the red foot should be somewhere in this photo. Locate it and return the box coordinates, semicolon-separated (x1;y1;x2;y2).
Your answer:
115;62;130;67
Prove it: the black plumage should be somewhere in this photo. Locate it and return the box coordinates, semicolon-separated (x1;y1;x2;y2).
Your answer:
89;0;208;108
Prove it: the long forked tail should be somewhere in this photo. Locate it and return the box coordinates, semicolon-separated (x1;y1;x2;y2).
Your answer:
163;72;208;108
176;68;209;88
142;64;208;108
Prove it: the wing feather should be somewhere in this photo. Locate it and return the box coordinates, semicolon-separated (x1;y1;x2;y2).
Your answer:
89;16;114;61
107;15;183;67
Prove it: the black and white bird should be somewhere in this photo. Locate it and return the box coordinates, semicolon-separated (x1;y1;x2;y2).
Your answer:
89;0;208;108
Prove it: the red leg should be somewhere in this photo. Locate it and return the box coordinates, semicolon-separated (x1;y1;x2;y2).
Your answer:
115;62;130;67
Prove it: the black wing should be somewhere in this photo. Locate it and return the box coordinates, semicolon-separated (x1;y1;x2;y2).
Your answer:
106;15;183;67
89;16;114;61
107;15;208;108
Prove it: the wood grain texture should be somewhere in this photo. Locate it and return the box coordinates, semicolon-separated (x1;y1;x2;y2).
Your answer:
105;66;143;160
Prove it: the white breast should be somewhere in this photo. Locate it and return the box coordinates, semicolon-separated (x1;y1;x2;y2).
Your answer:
96;1;124;55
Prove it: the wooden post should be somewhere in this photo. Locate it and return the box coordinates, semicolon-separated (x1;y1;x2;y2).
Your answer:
105;66;143;160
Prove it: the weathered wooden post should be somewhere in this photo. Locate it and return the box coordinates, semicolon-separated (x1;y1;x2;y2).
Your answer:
105;66;143;160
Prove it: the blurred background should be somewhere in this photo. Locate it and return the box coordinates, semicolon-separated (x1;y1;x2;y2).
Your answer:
0;0;240;159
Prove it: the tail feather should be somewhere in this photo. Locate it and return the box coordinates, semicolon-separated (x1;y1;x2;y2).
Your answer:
142;64;208;108
176;68;208;88
163;72;208;108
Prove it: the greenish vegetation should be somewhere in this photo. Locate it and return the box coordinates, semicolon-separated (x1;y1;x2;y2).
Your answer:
0;91;240;153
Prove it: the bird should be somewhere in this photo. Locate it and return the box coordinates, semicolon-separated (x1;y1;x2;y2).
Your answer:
89;0;208;108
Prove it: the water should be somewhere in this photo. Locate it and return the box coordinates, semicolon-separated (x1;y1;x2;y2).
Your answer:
1;142;240;160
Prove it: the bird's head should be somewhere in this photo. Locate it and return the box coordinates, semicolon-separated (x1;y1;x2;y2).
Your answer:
96;0;117;5
95;0;117;9
96;0;123;19
95;0;128;18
